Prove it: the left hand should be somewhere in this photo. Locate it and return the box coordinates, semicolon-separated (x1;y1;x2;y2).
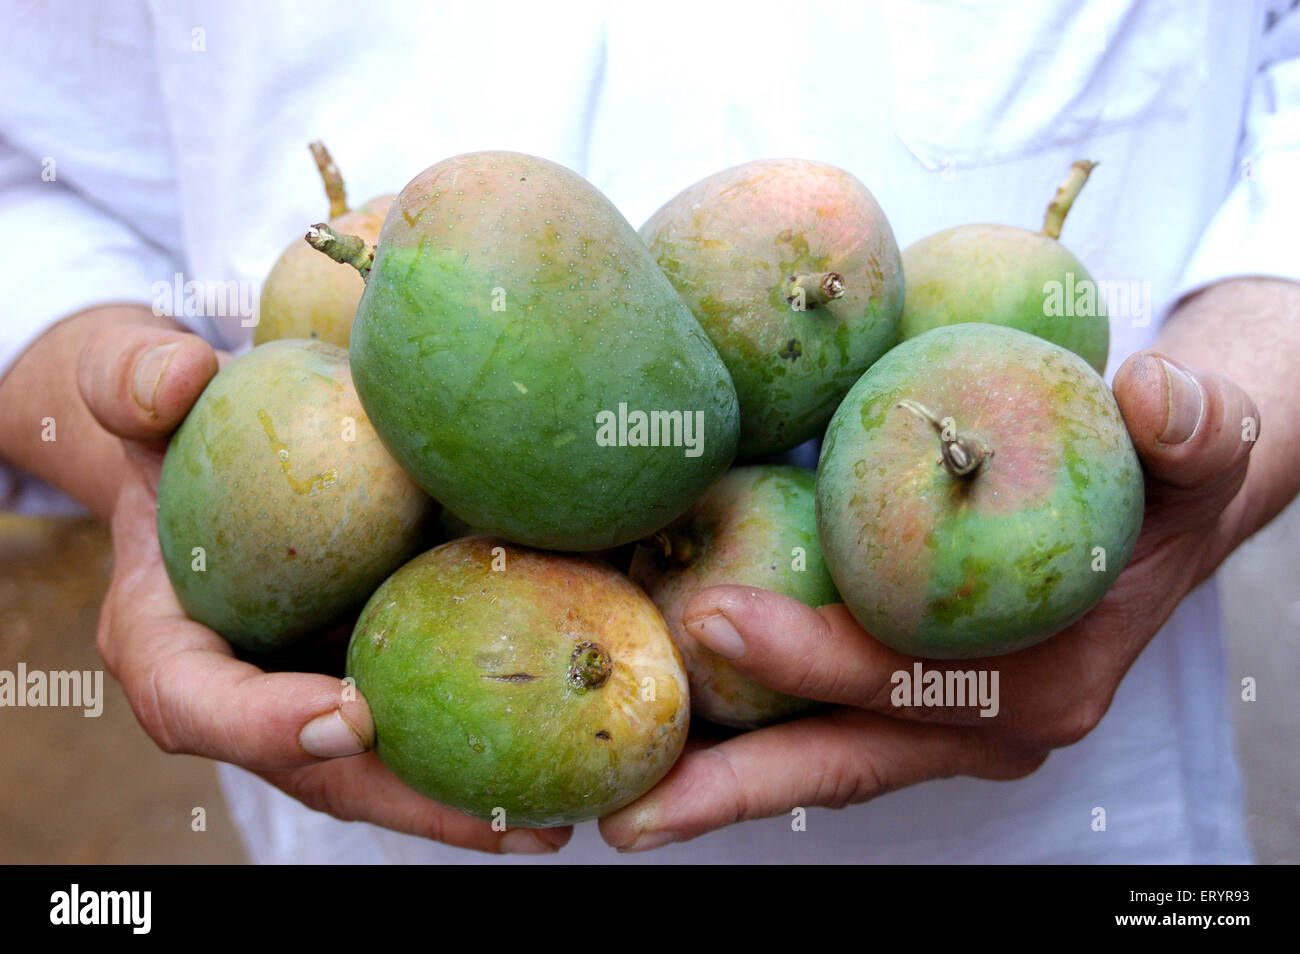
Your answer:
599;349;1259;852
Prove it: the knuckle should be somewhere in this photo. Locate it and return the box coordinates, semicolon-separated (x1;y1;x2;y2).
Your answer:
698;747;749;826
823;756;880;809
129;656;186;756
92;610;116;673
1041;696;1109;748
289;765;358;823
786;640;834;699
994;741;1051;780
958;728;1050;782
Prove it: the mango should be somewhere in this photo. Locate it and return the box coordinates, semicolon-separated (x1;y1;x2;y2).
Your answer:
817;324;1143;658
256;142;393;348
641;159;904;457
900;160;1109;373
631;465;835;728
156;340;433;653
309;151;739;551
346;537;690;827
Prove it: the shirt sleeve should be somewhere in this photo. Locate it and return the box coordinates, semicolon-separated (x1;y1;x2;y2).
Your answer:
1172;4;1300;298
0;139;179;380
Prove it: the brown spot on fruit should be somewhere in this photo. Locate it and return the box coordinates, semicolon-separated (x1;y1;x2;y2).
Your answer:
779;339;802;361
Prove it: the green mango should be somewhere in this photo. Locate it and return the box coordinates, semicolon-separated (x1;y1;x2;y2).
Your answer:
313;151;740;551
156;340;433;652
900;161;1109;374
347;537;690;827
641;159;904;457
631;465;837;728
817;324;1143;659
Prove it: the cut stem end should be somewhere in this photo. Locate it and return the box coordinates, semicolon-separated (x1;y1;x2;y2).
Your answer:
568;641;612;691
787;271;845;310
305;223;374;280
896;399;993;480
643;529;696;564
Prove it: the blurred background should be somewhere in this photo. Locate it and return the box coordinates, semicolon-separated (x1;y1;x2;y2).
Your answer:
1;498;1297;863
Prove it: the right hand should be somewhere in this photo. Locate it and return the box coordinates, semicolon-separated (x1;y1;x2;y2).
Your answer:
78;322;570;855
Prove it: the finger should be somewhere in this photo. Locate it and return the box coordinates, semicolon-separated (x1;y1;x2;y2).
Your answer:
99;478;371;769
77;324;218;443
598;707;1046;851
1112;351;1257;492
682;586;909;711
259;753;573;855
677;575;1140;745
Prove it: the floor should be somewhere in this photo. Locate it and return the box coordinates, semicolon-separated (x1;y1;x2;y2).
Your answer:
0;515;246;864
1;498;1296;864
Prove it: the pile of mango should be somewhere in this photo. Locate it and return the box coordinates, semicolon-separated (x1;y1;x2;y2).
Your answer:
156;147;1141;826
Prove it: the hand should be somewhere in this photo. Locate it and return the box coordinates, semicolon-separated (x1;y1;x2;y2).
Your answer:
80;322;570;855
599;349;1259;852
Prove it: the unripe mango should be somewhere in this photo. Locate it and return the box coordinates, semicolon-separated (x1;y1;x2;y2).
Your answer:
642;159;904;457
900;161;1109;373
156;340;433;652
347;537;690;827
817;323;1143;659
631;465;835;728
310;151;740;551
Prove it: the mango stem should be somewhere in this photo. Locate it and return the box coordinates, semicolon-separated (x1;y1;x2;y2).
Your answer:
1041;160;1097;240
786;271;845;310
305;223;373;280
643;529;696;564
309;140;350;219
568;641;612;691
897;399;992;479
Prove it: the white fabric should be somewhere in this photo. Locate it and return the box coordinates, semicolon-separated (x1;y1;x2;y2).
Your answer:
5;0;1297;862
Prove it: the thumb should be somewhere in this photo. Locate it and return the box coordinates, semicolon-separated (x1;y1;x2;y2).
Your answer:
1112;351;1258;488
77;324;219;444
1112;350;1258;553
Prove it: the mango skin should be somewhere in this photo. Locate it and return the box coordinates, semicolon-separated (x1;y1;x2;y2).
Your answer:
157;340;433;653
900;224;1110;375
631;465;837;729
641;159;904;457
346;537;690;828
350;151;740;551
817;324;1143;659
255;194;393;348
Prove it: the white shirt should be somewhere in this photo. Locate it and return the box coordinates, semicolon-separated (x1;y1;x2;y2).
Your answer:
5;0;1298;862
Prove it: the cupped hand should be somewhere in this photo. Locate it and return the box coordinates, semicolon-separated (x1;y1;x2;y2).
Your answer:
600;350;1259;852
80;325;569;855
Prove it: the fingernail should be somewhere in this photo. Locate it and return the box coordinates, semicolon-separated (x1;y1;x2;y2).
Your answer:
500;830;558;854
1157;357;1204;445
685;612;745;659
617;830;680;853
132;342;180;413
299;708;368;758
